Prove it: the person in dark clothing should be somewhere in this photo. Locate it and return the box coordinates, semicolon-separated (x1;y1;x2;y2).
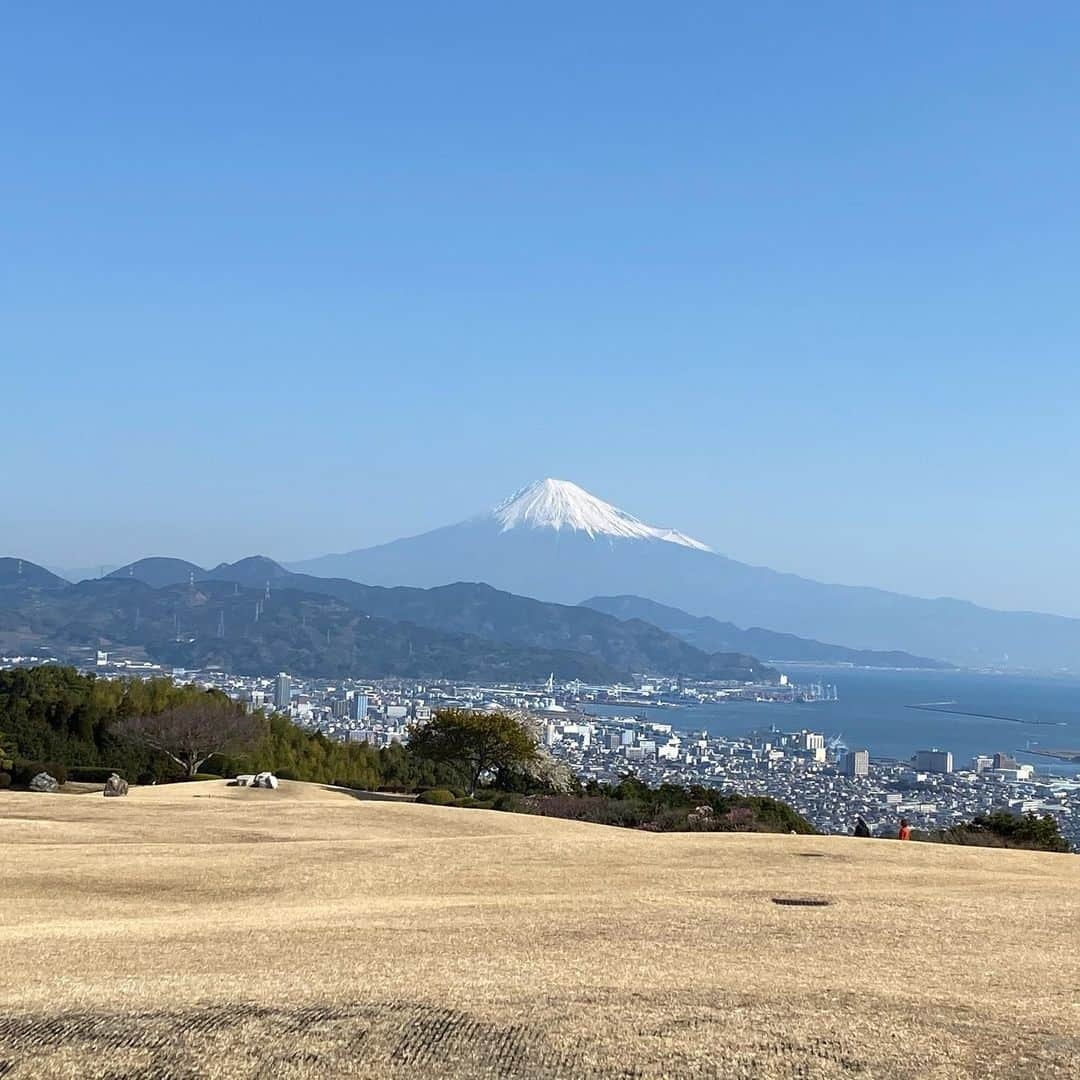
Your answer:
853;815;871;838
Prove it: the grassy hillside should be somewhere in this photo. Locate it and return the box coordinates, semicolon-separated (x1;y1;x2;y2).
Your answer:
1;781;1076;1078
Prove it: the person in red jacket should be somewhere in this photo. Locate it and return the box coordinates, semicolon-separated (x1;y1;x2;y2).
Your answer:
898;818;912;841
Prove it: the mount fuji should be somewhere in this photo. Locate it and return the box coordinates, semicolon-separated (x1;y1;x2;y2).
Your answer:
291;478;1080;669
488;479;711;551
290;478;724;607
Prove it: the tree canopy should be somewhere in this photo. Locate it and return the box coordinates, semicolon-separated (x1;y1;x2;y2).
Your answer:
407;709;539;794
927;811;1070;853
0;667;466;790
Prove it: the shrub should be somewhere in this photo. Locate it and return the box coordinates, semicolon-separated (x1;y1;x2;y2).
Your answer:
521;794;648;828
199;753;243;777
415;788;456;806
168;773;221;783
136;772;157;786
651;808;697;832
494;786;816;835
720;806;758;830
0;772;11;789
927;812;1070;853
275;768;298;781
68;767;122;784
333;777;375;791
12;760;68;786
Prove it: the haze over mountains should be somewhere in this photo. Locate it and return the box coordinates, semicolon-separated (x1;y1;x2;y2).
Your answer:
0;556;775;684
582;596;952;670
11;476;1080;672
101;555;941;671
291;479;1080;670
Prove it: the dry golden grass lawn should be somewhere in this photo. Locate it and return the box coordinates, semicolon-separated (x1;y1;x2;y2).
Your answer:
2;780;1077;1078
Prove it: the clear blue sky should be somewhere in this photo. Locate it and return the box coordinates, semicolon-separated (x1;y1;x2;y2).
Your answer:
4;3;1080;615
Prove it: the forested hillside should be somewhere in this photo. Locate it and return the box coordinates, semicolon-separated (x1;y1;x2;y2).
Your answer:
0;570;618;682
0;666;456;789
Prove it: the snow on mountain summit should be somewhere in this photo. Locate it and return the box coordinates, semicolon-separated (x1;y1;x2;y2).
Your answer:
489;479;711;551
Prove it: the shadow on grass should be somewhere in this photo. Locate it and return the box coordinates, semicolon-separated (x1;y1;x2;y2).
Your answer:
323;784;418;803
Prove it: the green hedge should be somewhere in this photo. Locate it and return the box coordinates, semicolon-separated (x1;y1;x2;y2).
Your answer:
0;772;11;790
12;760;68;786
68;766;125;783
415;788;456;806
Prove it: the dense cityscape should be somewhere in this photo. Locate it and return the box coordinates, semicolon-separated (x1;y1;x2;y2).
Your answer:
7;646;1076;850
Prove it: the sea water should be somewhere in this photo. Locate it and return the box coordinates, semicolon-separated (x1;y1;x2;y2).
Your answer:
589;667;1080;776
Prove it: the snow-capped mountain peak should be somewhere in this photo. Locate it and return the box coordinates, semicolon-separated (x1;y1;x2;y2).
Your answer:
489;478;712;551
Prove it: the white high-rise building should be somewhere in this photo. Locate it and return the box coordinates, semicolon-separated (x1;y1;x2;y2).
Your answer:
273;672;292;711
913;749;953;774
842;749;870;777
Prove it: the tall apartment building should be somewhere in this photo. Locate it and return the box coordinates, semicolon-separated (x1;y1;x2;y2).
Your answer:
914;748;953;774
842;749;870;777
273;672;292;711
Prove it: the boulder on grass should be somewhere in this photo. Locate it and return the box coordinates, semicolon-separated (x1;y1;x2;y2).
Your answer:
29;772;59;793
103;773;129;797
253;772;279;789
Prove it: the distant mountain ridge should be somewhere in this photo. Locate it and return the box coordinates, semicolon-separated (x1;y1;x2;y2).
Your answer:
29;552;956;672
581;595;952;669
0;556;776;683
199;558;771;681
107;557;204;588
0;559;624;682
0;557;67;591
288;478;1080;670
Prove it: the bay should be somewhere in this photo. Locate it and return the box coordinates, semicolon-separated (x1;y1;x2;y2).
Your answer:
587;667;1080;776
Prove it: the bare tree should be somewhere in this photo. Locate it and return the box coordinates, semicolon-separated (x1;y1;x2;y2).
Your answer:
120;699;260;777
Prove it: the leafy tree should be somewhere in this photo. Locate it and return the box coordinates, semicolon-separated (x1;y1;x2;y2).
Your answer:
407;709;539;795
0;728;14;771
1;667;465;790
118;699;262;777
929;811;1070;853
